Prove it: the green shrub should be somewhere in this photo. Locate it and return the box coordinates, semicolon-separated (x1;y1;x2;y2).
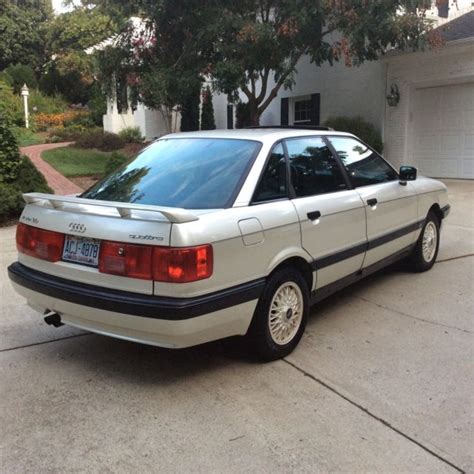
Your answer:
87;84;107;126
0;156;52;223
75;129;124;151
118;127;143;143
4;64;38;93
104;152;129;175
47;125;99;143
75;129;104;149
0;81;23;126
180;85;200;132
13;128;43;147
63;112;95;128
200;86;216;130
324;116;383;153
101;132;125;151
29;90;68;115
0;117;22;182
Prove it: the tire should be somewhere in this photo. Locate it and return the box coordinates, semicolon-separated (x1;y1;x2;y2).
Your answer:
246;268;309;361
409;211;440;272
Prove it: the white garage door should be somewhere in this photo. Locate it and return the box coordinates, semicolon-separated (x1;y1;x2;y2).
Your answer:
412;82;474;179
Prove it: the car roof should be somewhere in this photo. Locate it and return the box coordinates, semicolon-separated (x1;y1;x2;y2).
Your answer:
161;128;354;144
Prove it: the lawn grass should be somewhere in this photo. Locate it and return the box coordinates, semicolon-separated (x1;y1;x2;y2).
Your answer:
41;147;128;177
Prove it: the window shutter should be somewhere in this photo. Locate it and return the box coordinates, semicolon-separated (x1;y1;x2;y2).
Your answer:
281;98;289;126
227;104;234;129
310;93;320;126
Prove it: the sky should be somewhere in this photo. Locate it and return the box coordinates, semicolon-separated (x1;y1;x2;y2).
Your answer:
51;0;74;14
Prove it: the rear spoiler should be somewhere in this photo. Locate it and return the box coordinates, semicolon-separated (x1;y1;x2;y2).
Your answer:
23;193;199;224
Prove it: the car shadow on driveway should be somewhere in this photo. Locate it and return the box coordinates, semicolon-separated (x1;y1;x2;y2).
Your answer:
34;261;412;385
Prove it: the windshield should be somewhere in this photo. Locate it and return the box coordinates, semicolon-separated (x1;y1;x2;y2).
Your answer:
82;138;261;209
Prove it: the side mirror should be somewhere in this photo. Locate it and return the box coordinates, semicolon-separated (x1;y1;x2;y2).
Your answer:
399;166;417;184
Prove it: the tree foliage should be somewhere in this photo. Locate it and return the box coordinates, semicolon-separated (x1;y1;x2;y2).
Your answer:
4;63;37;92
41;6;116;104
0;0;52;71
93;0;439;124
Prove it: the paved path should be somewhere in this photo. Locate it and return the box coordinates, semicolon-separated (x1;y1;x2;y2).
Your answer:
20;143;83;195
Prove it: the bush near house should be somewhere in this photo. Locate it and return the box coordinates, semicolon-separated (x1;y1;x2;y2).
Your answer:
0;116;51;223
324;116;383;154
200;87;216;131
118;127;143;143
75;129;124;151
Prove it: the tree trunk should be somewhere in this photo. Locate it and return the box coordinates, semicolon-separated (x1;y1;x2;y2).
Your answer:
248;102;260;126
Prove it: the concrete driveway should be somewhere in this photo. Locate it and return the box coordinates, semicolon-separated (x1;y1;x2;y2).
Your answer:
1;180;472;473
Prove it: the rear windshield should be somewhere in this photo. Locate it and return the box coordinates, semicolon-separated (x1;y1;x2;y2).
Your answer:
82;138;261;209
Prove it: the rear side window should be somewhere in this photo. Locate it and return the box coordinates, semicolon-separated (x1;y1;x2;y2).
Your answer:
253;143;287;203
285;137;347;197
82;138;261;209
328;136;398;187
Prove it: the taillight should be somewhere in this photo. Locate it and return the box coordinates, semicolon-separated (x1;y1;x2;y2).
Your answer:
99;241;153;280
97;242;213;283
153;245;213;283
16;223;65;262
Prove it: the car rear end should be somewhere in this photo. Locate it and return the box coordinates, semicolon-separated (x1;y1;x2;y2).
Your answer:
8;135;264;348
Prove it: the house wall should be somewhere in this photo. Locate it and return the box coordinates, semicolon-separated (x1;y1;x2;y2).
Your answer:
383;41;474;169
103;102;179;141
213;55;386;133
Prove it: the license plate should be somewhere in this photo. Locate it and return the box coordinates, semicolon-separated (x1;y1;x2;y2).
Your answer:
62;235;100;267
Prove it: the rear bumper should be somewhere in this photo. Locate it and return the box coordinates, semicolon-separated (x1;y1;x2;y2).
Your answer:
8;262;263;348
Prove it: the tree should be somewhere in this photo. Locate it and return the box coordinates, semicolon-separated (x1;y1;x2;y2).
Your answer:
93;0;439;125
42;6;116;104
0;0;52;71
4;64;37;92
200;86;216;130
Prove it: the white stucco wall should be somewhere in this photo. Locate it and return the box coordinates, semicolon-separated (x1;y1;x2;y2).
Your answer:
103;102;179;141
383;41;474;169
212;54;386;133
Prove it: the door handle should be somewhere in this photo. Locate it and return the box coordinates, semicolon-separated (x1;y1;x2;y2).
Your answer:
367;198;378;207
307;210;321;221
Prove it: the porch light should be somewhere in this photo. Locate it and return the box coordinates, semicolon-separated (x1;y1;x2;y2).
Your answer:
386;84;400;107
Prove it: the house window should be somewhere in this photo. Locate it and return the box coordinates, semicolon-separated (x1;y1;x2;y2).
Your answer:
293;99;312;124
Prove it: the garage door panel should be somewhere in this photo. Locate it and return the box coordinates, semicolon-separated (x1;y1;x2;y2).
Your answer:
412;82;474;179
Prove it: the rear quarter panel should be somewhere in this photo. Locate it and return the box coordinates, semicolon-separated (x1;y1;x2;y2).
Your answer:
154;201;309;297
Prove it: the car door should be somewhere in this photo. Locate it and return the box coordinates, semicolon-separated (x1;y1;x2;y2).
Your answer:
328;136;419;268
285;136;367;290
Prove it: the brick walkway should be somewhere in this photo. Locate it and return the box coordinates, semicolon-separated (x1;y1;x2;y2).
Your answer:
20;143;83;195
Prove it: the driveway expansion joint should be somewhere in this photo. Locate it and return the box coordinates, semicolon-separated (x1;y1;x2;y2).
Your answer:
282;358;465;473
354;296;472;334
437;254;474;263
0;332;92;353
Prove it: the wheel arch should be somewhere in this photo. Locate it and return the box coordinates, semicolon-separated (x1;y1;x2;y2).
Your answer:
428;203;443;224
268;255;314;293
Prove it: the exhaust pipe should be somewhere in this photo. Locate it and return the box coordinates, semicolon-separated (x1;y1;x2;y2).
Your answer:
44;313;64;328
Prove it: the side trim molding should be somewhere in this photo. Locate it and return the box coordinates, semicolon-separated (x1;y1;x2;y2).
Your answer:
310;245;415;305
8;263;265;321
311;220;423;271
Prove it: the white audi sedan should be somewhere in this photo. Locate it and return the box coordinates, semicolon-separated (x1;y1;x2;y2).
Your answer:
8;127;450;360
